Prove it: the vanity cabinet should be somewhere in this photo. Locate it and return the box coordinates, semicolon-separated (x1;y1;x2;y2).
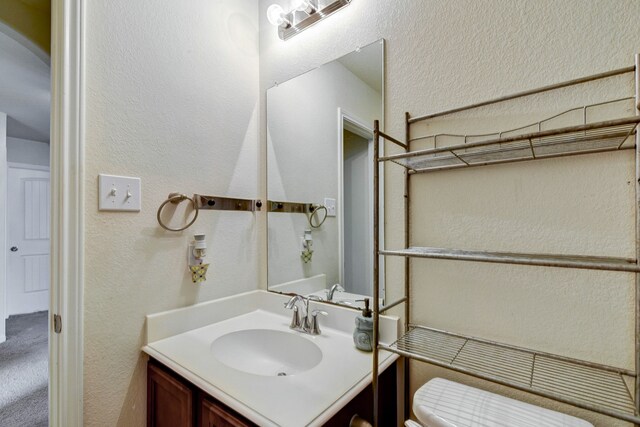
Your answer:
200;398;252;427
147;362;193;427
147;358;397;427
148;360;253;427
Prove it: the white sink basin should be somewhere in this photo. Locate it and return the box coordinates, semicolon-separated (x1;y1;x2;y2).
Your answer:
210;329;322;377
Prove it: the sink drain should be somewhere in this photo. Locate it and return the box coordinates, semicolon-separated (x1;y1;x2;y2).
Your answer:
277;371;287;376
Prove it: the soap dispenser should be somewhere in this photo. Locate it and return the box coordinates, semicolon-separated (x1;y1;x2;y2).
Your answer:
353;298;373;352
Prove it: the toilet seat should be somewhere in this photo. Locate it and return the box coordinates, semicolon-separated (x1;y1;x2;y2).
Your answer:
412;378;593;427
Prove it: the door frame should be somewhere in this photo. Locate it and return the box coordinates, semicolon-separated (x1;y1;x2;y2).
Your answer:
336;108;385;301
50;0;85;425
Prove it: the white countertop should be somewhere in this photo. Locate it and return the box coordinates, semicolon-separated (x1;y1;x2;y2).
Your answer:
142;290;399;427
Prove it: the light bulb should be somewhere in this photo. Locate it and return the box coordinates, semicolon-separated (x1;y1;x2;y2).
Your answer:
193;233;206;259
193;247;206;259
267;4;287;26
292;0;316;13
292;0;308;11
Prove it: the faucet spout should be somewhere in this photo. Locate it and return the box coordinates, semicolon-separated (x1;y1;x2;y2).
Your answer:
327;284;345;301
284;294;304;309
284;294;305;330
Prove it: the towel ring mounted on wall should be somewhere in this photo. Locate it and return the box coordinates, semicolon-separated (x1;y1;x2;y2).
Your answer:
267;200;329;228
308;204;328;228
156;193;199;232
157;192;262;232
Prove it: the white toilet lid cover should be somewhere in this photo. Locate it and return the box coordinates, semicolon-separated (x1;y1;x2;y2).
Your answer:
413;378;593;427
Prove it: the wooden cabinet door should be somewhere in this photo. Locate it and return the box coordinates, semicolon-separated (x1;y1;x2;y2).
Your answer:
200;398;252;427
147;363;193;427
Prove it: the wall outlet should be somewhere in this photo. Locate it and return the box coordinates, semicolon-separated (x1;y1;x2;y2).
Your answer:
98;174;141;212
324;198;336;217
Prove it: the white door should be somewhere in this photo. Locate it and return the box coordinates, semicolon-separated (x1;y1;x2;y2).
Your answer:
7;166;50;315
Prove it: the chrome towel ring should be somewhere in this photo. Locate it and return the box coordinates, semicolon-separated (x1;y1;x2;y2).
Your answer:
308;204;328;228
157;193;199;232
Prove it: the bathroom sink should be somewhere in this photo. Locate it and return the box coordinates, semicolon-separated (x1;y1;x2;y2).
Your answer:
210;329;322;377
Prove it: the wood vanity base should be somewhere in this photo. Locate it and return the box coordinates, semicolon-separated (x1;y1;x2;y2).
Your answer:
147;358;397;426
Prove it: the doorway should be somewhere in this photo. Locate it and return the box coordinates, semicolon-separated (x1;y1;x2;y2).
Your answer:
1;164;50;427
342;127;373;295
337;110;384;301
0;2;84;426
0;5;52;425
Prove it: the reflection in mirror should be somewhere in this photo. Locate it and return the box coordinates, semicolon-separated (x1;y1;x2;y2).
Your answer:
267;40;384;309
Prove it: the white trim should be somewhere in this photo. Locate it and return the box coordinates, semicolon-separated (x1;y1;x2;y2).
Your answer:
1;113;7;335
8;162;50;172
337;109;385;301
50;1;84;426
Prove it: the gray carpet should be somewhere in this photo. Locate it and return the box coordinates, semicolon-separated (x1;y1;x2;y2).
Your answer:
0;311;48;427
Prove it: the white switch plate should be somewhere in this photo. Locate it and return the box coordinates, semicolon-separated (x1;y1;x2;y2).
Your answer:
324;198;336;217
99;174;141;212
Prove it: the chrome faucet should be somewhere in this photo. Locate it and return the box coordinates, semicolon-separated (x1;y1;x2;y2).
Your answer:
284;294;305;329
284;294;327;335
326;284;345;301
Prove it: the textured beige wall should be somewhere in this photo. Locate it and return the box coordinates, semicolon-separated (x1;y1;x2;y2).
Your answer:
83;1;259;425
259;1;640;425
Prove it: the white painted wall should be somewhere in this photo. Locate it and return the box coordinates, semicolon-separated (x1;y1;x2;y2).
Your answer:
259;1;640;425
7;137;49;167
82;1;259;425
0;112;6;343
267;60;381;288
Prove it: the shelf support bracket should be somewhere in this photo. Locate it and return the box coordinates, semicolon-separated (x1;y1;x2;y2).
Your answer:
633;53;640;423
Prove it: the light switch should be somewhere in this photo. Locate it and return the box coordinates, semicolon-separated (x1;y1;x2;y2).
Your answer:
99;174;141;212
324;198;336;217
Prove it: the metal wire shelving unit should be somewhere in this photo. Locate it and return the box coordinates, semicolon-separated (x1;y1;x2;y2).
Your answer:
371;58;640;426
383;116;639;174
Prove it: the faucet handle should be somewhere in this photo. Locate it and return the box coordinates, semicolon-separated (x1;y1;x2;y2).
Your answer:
309;310;328;335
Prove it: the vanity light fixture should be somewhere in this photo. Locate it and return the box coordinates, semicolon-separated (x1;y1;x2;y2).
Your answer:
267;0;351;41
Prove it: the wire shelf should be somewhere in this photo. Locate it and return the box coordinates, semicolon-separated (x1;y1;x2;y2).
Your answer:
380;326;639;424
380;117;640;173
380;246;640;273
371;65;640;427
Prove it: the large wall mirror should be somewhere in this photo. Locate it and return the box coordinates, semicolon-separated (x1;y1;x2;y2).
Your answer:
267;39;384;309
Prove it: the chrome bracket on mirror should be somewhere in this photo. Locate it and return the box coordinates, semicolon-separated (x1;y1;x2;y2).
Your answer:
195;195;262;212
268;200;312;214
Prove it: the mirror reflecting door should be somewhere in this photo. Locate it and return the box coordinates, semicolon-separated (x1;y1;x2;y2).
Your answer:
267;39;384;309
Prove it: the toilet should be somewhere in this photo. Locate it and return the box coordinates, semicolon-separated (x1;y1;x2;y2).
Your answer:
406;378;593;427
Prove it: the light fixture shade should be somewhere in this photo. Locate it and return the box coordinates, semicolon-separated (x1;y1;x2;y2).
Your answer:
267;4;286;26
